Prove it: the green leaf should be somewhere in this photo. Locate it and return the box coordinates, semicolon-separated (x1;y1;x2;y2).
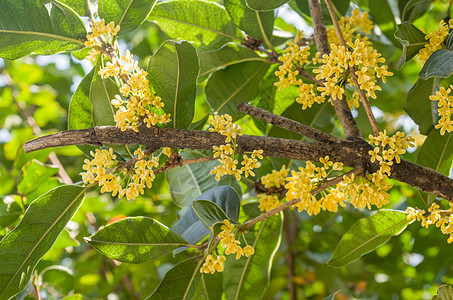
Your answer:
85;217;188;264
147;257;202;300
0;0;86;60
173;185;241;245
394;22;426;68
150;0;243;50
294;0;350;25
368;0;399;47
193;200;229;229
324;290;342;300
327;210;412;268
419;49;453;80
0;196;22;227
17;160;59;197
225;0;274;41
58;0;89;17
166;150;241;207
205;61;269;120
98;0;157;35
433;285;453;300
417;130;453;176
244;0;289;11
40;266;74;295
401;0;433;22
196;272;223;300
147;40;199;129
223;212;282;300
404;78;436;135
0;185;86;300
198;43;266;79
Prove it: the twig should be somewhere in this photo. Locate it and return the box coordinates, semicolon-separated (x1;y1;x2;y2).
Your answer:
323;0;381;136
237;103;341;143
295;66;325;86
308;0;362;139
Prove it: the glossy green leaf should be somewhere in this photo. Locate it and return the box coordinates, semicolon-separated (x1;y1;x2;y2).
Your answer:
401;0;433;22
150;0;243;50
58;0;89;17
245;0;289;11
205;61;269;120
368;0;399;47
419;49;453;80
417;130;453;176
432;285;453;300
0;0;86;60
173;185;241;245
147;258;202;300
0;185;86;300
394;22;426;68
193;200;229;229
198;43;266;79
225;0;274;41
17;160;59;197
327;210;412;268
404;78;436;135
147;40;199;129
98;0;157;35
166;150;241;207
223;212;282;300
85;217;189;264
40;265;74;295
0;196;22;227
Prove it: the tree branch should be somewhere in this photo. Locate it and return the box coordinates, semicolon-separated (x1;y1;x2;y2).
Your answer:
23;126;453;200
308;0;362;140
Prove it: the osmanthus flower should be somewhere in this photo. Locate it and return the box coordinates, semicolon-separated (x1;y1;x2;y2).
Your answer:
429;85;453;135
406;202;453;244
418;20;453;64
85;20;120;62
200;254;226;274
209;113;262;181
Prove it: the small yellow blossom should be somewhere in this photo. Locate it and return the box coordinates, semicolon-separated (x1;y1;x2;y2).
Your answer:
429;85;453;135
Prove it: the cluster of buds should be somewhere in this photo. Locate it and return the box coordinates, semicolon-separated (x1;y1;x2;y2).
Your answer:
406;203;453;243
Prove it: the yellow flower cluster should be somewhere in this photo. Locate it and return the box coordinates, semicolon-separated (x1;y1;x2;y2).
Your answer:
406;203;453;243
201;220;255;274
85;19;170;132
85;20;120;62
368;130;415;176
209;114;262;181
429;85;453;135
418;20;453;64
326;9;374;46
258;166;289;211
285;157;344;215
81;148;160;200
200;254;226;274
275;31;325;109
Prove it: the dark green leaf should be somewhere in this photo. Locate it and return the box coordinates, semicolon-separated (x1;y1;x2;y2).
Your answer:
98;0;157;35
189;114;209;130
0;196;22;227
294;0;350;24
225;0;274;41
173;185;241;245
205;61;269;120
147;258;202;300
40;266;74;295
147;40;199;129
223;212;282;300
0;185;86;300
166;150;241;207
245;0;289;11
85;217;188;264
368;0;399;47
417;130;453;177
394;22;426;68
401;0;433;22
150;0;243;50
193;200;229;229
404;78;436;135
419;49;453;80
0;0;86;59
196;272;223;300
327;210;412;268
17;160;59;197
198;43;266;79
432;285;453;300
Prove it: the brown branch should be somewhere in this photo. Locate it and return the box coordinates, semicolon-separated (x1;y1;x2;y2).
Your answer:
323;0;380;136
23;126;453;200
308;0;362;140
237;102;342;144
295;66;325;86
